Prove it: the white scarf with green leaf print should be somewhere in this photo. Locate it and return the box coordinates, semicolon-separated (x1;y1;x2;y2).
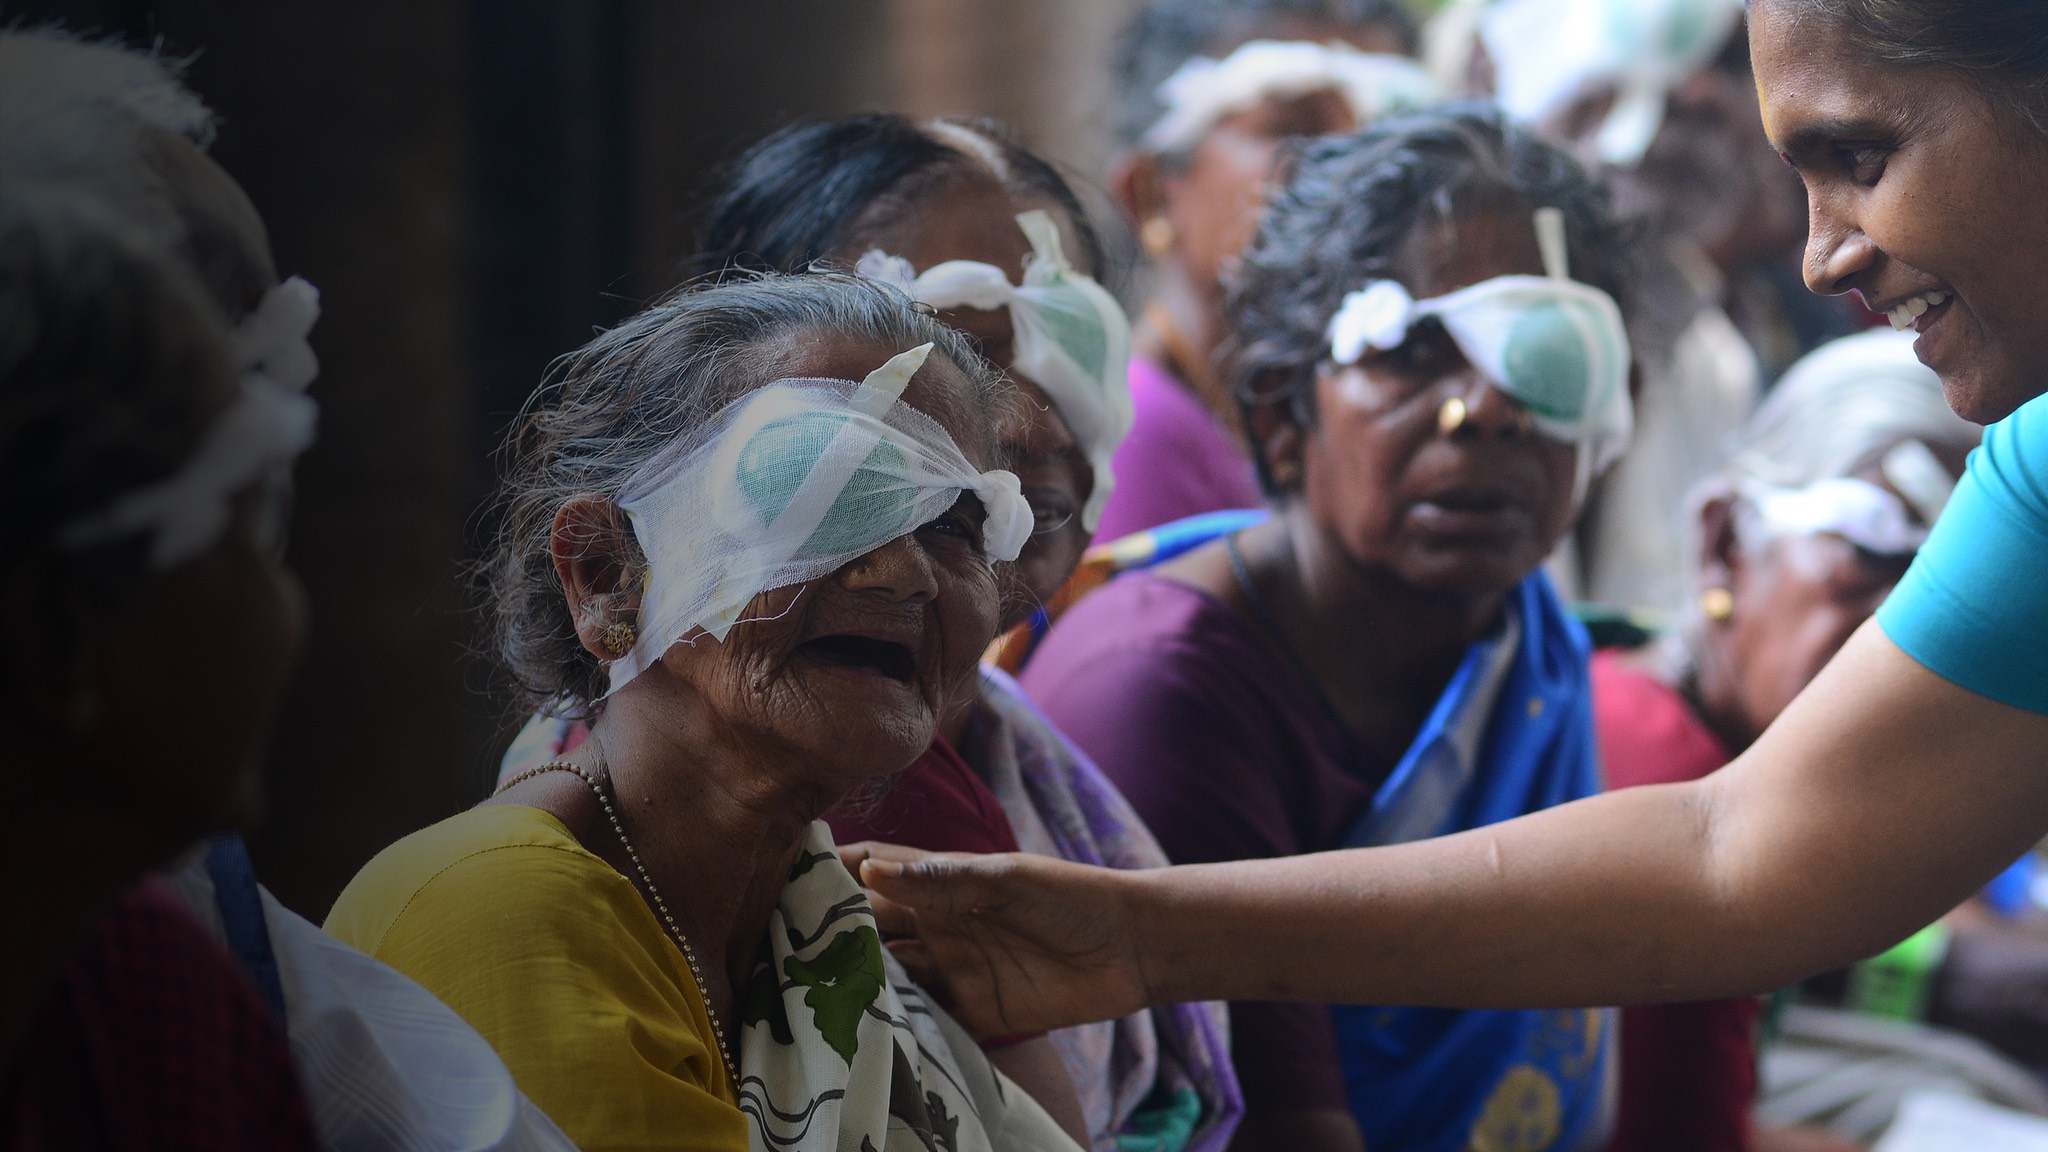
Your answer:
737;822;1081;1152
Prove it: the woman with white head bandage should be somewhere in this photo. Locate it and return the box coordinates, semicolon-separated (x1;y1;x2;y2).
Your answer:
1101;0;1440;541
331;273;1078;1152
500;113;1243;1152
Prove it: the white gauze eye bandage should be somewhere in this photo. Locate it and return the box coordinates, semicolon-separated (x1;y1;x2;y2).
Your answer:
607;344;1031;695
61;276;321;568
857;210;1134;532
1481;0;1744;166
1742;477;1928;557
1141;40;1442;155
1327;264;1634;492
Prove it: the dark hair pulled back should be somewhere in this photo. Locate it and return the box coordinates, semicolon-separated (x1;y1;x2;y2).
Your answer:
1227;103;1631;494
686;114;1105;282
1777;0;2048;137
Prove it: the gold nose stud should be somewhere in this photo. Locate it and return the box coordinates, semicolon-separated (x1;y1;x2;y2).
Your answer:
1438;396;1468;435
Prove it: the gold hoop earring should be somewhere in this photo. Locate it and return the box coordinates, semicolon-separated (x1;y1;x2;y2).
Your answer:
1437;396;1468;436
601;620;637;658
1140;216;1176;257
1700;587;1734;622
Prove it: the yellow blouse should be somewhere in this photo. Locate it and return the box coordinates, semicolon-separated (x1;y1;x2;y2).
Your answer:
325;804;745;1152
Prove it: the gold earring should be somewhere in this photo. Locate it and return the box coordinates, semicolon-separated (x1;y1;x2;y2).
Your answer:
601;620;637;658
1140;216;1175;257
1438;396;1469;435
1700;587;1734;622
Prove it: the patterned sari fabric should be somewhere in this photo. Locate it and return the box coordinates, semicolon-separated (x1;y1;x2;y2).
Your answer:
739;821;1079;1152
966;668;1243;1152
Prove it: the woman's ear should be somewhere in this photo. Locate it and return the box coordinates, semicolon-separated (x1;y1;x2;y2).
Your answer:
1695;489;1744;621
1245;370;1309;492
551;496;641;662
1111;153;1169;232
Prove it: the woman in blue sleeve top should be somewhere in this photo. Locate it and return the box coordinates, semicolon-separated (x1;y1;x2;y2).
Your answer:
842;0;2048;1040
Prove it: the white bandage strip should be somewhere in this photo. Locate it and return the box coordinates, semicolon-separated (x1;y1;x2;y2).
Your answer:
61;276;321;569
608;345;1030;695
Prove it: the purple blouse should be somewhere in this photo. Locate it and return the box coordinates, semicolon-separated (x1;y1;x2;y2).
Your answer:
1021;571;1381;1114
1093;357;1264;543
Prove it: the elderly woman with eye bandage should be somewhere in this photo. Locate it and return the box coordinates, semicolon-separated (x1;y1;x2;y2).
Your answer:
500;113;1243;1152
327;275;1080;1152
976;106;1636;1152
1098;0;1440;542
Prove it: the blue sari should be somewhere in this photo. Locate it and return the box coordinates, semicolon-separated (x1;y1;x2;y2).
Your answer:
1329;571;1613;1152
1055;512;1613;1152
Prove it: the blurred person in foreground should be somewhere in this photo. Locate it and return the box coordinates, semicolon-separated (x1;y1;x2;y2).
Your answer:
0;189;321;1152
331;275;1081;1152
1097;0;1437;540
1594;329;1976;1152
499;112;1241;1151
0;29;576;1151
1016;105;1635;1152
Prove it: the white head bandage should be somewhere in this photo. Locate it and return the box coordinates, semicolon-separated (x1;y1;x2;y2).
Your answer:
1481;0;1744;167
608;344;1031;694
60;276;321;568
857;210;1134;532
1141;40;1441;155
1327;216;1632;496
1742;477;1927;557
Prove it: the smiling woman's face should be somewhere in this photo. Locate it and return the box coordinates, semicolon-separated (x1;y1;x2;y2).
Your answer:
1750;0;2048;423
648;337;1003;782
1290;204;1579;594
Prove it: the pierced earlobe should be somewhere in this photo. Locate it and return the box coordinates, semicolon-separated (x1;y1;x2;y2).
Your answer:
1700;587;1734;622
1140;217;1176;257
600;620;637;659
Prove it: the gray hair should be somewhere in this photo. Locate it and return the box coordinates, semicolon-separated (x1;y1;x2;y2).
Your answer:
0;28;262;316
482;272;1011;714
1722;330;1979;494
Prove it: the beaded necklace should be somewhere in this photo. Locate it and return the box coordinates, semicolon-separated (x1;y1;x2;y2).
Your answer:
496;758;736;1078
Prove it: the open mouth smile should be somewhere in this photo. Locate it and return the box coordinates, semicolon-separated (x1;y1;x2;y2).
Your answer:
796;634;917;683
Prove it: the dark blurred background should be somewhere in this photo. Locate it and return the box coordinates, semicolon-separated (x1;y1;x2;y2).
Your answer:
6;0;1139;916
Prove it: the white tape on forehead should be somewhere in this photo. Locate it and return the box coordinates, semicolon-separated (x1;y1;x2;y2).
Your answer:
1744;477;1927;557
857;210;1134;532
60;276;321;569
606;344;1031;696
1141;40;1441;155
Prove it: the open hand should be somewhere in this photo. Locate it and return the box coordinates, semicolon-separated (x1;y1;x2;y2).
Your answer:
838;841;1154;1036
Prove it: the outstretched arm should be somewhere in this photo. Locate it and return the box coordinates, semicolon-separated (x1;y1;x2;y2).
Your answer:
854;621;2048;1035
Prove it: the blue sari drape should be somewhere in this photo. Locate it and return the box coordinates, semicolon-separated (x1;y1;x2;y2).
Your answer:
1329;572;1612;1152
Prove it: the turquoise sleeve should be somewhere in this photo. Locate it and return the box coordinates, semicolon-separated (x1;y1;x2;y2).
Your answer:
1877;391;2048;714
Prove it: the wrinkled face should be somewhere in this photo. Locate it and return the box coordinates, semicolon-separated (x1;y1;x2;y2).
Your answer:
1545;28;1798;259
1291;205;1579;593
1751;0;2048;423
95;487;309;840
1711;441;1968;742
1156;19;1409;295
650;338;1003;781
845;175;1095;620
